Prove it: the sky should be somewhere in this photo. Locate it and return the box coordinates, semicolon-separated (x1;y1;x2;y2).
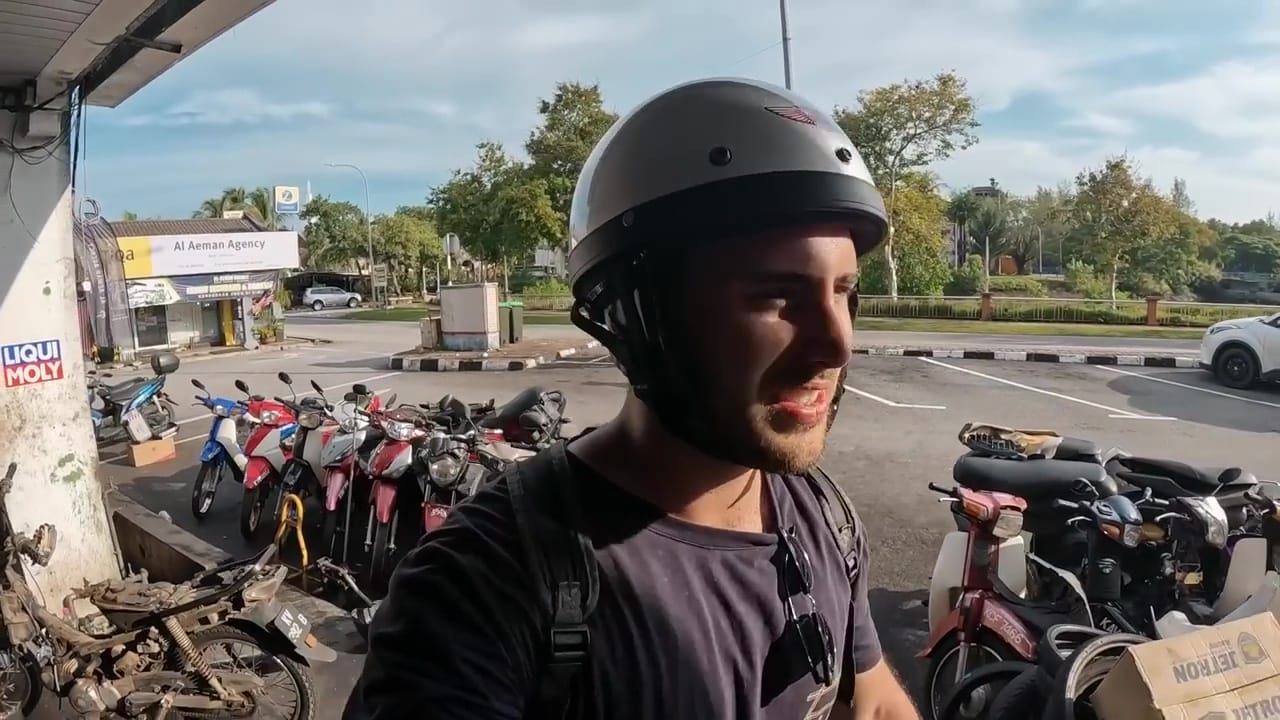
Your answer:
83;0;1280;224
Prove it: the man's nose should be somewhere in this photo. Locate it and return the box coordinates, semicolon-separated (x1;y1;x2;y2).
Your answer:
803;295;853;370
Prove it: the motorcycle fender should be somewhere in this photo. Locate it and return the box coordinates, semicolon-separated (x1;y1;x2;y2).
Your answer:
917;604;1037;661
244;458;274;491
927;534;1028;639
323;469;349;513
229;610;337;665
372;481;398;525
213;419;246;470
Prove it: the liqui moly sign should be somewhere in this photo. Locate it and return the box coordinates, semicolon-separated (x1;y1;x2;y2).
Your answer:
1;339;64;388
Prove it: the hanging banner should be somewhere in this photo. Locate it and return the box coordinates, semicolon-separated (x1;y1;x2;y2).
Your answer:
116;231;299;279
126;271;279;309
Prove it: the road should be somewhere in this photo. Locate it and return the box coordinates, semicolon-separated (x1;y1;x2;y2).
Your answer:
94;316;1279;713
285;308;1203;355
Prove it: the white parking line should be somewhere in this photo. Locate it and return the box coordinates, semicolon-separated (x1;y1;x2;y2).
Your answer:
1094;365;1280;410
842;385;946;410
247;352;300;365
919;357;1177;421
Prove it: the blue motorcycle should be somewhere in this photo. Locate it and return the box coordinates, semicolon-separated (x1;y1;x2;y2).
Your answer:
189;378;251;519
86;352;180;445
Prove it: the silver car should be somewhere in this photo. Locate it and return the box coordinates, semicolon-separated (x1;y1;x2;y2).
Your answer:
302;286;362;310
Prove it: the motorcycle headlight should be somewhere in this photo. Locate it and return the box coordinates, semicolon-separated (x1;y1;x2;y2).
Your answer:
428;453;465;487
1122;523;1142;548
384;420;417;441
211;404;231;418
259;409;280;425
1182;496;1230;549
298;412;324;430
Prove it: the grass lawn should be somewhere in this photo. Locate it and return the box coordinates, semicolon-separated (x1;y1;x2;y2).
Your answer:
341;308;1206;339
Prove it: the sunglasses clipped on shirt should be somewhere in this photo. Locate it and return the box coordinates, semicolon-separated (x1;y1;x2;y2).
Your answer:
777;525;837;687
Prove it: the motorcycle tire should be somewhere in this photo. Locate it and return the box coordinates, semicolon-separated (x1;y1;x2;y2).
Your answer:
1045;632;1147;720
924;632;1020;720
190;461;222;520
190;625;315;720
367;518;395;593
0;648;41;719
937;661;1036;720
239;483;276;541
319;508;343;562
986;667;1040;720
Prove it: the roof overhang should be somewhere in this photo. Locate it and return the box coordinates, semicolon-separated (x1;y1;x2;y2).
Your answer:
3;0;274;110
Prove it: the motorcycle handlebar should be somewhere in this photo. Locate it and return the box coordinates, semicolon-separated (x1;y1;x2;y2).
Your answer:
1053;498;1084;511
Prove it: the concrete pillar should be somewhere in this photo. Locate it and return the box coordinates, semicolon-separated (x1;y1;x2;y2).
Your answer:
0;110;121;603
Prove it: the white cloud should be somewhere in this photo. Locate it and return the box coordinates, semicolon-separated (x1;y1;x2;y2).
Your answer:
86;0;1280;222
117;89;332;127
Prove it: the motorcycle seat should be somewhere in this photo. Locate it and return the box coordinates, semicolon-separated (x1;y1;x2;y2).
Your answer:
1110;456;1255;497
1052;437;1102;462
98;377;150;404
477;386;546;429
953;454;1115;501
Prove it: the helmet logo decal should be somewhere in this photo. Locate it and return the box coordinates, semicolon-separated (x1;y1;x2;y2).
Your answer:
765;106;816;125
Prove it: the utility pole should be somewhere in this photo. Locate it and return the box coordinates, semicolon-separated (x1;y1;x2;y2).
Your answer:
1038;226;1044;274
325;163;375;305
779;0;793;89
0;106;122;602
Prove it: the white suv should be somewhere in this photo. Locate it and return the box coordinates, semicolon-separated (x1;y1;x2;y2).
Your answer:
302;286;362;310
1199;311;1280;389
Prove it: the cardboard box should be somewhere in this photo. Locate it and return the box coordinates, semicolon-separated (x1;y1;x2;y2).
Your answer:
1094;613;1280;720
127;437;176;467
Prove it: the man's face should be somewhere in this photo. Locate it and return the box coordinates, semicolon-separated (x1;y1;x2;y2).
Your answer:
678;223;857;473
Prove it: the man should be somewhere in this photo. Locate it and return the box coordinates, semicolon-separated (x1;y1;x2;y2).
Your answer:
344;77;920;720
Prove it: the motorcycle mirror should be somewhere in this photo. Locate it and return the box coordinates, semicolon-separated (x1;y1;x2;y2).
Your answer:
386;393;398;407
1219;467;1243;484
278;371;294;385
191;378;206;391
235;379;250;394
310;379;326;397
352;383;369;396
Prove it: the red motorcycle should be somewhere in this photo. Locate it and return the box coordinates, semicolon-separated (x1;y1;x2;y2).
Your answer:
361;404;436;590
316;385;390;563
232;379;298;540
919;483;1037;720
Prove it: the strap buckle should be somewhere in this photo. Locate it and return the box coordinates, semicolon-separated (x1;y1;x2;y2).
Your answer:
549;624;590;665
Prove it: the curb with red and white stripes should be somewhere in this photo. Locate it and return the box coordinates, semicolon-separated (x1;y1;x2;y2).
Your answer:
853;346;1199;368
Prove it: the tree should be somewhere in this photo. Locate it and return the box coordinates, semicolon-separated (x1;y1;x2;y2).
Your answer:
372;212;442;295
1170;177;1195;215
192;186;283;229
945;190;980;266
1220;233;1280;274
1069;156;1179;303
429;142;562;290
858;172;952;296
298;195;366;271
119;210;140;221
525;81;618;240
964;194;1012;281
834;71;981;297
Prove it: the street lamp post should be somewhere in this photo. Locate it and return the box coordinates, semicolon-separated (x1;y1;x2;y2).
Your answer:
325;162;375;306
779;0;793;89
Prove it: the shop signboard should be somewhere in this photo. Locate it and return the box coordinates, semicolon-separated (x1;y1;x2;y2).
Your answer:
126;271;279;309
116;231;299;279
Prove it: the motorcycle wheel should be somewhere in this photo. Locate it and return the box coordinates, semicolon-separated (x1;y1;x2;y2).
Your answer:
190;625;315;720
0;648;41;719
986;667;1040;720
190;461;223;520
925;632;1019;720
239;483;276;541
937;661;1036;720
367;518;395;593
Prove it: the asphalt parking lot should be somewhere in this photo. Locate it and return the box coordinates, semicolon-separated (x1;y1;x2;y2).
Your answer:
95;329;1279;703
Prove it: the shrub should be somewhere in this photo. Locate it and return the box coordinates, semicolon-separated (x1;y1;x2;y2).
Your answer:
522;279;570;296
945;255;986;296
987;276;1047;297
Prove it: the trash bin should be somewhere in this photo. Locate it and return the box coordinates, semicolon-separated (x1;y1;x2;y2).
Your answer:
509;300;524;344
497;303;514;347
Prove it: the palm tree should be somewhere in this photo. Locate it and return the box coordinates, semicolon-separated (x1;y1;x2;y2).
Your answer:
191;186;282;229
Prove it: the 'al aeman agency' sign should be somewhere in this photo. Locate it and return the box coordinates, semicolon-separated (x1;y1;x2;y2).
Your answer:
116;232;300;279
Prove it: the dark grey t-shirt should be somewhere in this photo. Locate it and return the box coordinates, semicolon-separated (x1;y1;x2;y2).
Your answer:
344;454;882;719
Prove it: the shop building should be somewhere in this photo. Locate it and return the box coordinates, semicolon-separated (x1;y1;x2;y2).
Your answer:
107;218;299;353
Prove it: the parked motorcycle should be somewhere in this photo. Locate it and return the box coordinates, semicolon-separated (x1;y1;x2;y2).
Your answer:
316;384;389;563
237;378;299;541
0;461;334;718
189;378;250;519
273;373;336;501
470;386;570;448
360;403;436;591
86;352;180;445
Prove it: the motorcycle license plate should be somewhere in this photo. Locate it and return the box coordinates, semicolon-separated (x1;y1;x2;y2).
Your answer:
273;606;313;646
424;503;449;532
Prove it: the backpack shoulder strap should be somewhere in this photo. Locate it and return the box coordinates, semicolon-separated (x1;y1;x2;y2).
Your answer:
507;441;599;718
802;464;861;580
